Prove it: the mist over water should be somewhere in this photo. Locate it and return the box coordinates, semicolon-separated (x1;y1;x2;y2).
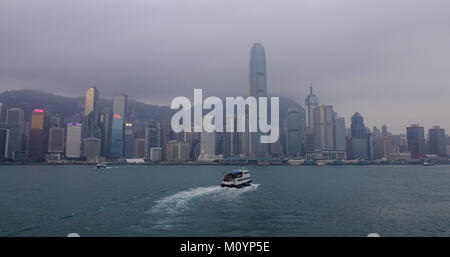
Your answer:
1;165;450;237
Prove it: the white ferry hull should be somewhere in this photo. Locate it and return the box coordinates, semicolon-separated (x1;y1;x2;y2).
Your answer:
221;179;252;188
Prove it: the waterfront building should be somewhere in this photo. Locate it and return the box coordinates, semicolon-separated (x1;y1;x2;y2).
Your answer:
198;131;216;160
351;112;367;139
313;105;334;151
304;128;315;154
0;122;23;159
349;112;373;160
407;124;426;159
99;108;112;157
374;136;392;160
66;123;82;158
133;138;146;158
316;150;346;160
428;126;447;156
83;137;101;158
28;109;46;162
124;123;134;158
150;147;162;162
5;107;25;158
47;127;64;153
334;116;346;151
144;120;161;158
0;128;9;158
389;152;411;162
165;140;189;162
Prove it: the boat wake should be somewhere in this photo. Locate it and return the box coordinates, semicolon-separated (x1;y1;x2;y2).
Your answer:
146;184;259;215
135;184;259;233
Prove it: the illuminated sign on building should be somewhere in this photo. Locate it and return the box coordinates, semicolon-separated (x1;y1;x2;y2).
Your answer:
67;123;82;126
34;109;44;113
113;114;121;119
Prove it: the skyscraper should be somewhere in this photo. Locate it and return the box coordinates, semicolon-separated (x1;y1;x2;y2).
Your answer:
305;86;319;129
286;107;302;156
372;126;381;139
99;108;112;157
381;124;388;137
199;131;216;160
249;42;269;158
84;87;99;138
351;112;367;139
110;94;127;158
28;109;46;162
83;137;101;159
133;138;146;158
428;126;446;156
145;120;161;158
166;140;189;162
374;136;392;160
407;124;426;159
124;122;134;158
0;128;9;158
313;105;334;151
113;94;127;120
334;117;346;151
4;107;25;158
6;108;24;124
349;112;372;160
66;123;82;158
48;127;64;153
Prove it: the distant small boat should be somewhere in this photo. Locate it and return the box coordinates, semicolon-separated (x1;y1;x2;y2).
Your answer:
316;162;326;166
221;169;252;188
96;162;108;169
423;162;434;166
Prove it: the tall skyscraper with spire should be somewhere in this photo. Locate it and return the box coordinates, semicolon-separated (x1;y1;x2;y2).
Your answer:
305;85;319;129
249;43;269;158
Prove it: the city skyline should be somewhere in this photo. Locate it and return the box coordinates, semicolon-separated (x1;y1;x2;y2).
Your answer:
0;84;448;163
1;1;450;133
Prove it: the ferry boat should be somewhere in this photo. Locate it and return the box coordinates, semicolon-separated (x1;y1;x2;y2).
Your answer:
96;162;108;169
221;169;252;188
423;162;434;166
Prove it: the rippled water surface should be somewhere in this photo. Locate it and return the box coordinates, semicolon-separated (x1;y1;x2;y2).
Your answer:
1;165;450;236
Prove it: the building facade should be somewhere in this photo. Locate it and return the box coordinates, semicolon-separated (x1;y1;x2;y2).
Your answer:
407;124;426;159
428;126;447;156
249;43;269;158
66;123;82;158
305;86;319;129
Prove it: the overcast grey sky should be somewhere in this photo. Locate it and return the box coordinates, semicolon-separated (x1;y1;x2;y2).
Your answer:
1;0;450;133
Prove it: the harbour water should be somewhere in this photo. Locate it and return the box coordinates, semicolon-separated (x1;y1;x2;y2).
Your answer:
0;165;449;237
